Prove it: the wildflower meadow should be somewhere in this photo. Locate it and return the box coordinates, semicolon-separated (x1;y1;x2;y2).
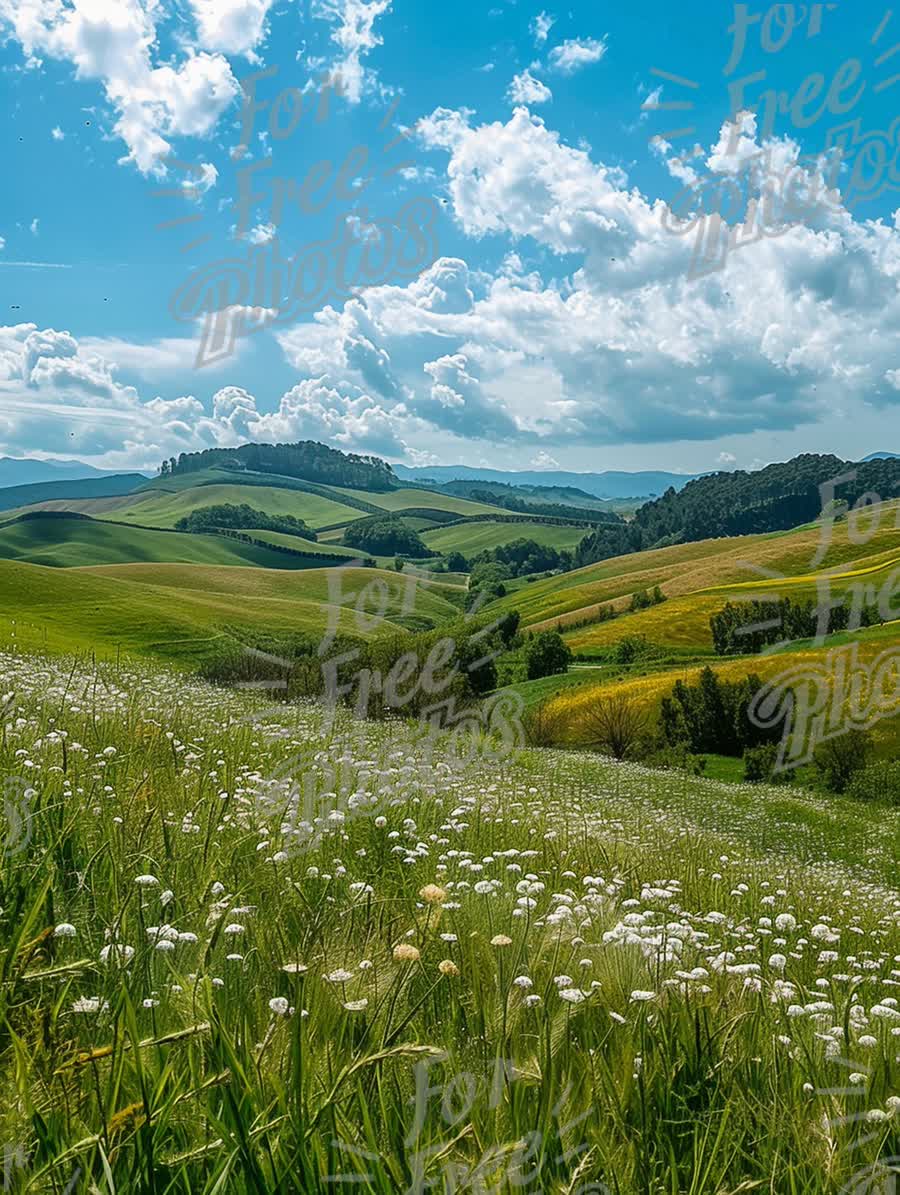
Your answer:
0;648;897;1192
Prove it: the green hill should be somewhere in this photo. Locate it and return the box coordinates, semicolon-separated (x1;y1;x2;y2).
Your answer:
103;483;362;531
0;558;459;663
422;520;588;556
0;513;331;570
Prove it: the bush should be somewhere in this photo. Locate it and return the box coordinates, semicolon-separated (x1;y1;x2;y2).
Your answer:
645;743;706;775
845;760;900;805
344;516;430;557
613;635;659;666
523;631;571;680
742;743;790;785
445;551;468;572
584;692;650;760
175;502;316;540
812;730;871;794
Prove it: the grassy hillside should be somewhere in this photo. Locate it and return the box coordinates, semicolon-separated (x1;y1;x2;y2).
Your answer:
106;483;362;531
0;514;327;570
0;558;457;663
81;560;463;624
493;502;900;630
422;520;588;555
0;648;897;1192
335;486;504;517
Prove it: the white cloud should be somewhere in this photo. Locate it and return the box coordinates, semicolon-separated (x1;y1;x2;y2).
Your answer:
531;450;559;468
311;0;391;103
51;125;64;140
0;236;5;251
530;11;555;45
29;218;39;236
548;36;608;75
0;0;240;175
267;107;900;458
507;70;552;106
188;0;278;57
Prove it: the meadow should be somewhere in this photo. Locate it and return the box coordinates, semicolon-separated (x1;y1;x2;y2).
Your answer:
0;648;897;1192
0;560;461;664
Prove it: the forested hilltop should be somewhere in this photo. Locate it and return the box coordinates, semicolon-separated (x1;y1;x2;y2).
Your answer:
575;453;900;566
160;441;397;491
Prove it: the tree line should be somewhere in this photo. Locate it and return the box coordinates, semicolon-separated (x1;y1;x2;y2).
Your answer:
159;440;397;492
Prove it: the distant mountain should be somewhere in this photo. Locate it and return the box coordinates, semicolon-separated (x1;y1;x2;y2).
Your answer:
862;452;900;461
0;457;148;489
0;474;148;514
393;464;699;500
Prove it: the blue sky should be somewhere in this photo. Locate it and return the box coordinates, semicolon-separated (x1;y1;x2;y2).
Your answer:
2;0;900;474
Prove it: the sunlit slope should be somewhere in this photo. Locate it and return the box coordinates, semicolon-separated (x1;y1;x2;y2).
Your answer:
423;521;588;555
100;483;362;530
492;502;900;630
79;561;464;625
0;514;322;569
565;538;900;654
547;618;900;750
333;486;504;516
0;560;445;662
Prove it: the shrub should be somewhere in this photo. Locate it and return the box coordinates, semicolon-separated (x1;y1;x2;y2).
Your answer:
812;730;871;794
845;759;900;805
344;516;430;557
613;635;659;666
523;631;571;680
584;691;650;760
742;743;790;785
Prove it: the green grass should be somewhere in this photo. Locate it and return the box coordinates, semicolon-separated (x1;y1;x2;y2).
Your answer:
334;486;503;516
0;515;322;570
0;559;459;663
489;501;900;630
0;647;897;1192
106;484;362;531
423;521;588;555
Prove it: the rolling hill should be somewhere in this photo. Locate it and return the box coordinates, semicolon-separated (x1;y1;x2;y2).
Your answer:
0;557;461;663
0;513;330;570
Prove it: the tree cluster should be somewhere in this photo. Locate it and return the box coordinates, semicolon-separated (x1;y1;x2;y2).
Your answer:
343;516;430;558
161;440;397;492
659;666;784;757
710;596;883;656
175;503;316;540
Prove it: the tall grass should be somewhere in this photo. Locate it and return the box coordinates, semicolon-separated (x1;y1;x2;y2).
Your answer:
0;650;897;1191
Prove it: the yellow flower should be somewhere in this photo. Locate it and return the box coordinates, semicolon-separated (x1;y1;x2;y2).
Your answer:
419;884;447;904
393;943;421;963
438;959;459;977
490;935;513;947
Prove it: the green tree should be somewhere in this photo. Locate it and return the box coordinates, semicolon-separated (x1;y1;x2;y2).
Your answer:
523;631;571;680
813;730;871;794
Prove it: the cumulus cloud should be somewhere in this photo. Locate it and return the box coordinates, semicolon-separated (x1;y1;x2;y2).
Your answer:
530;11;555;45
0;0;239;175
507;70;552;106
311;0;391;103
187;0;278;57
267;106;900;457
548;36;608;75
0;320;410;467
